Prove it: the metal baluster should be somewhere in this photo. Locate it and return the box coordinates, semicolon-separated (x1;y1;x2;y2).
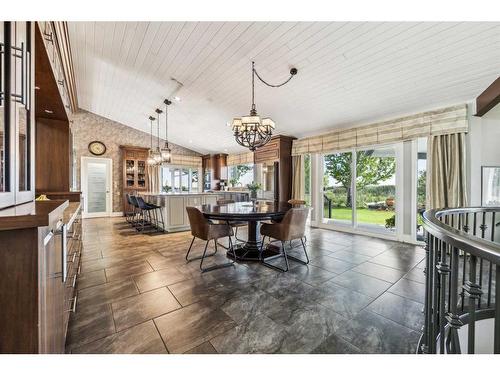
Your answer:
431;235;440;354
464;254;482;354
494;264;500;354
445;246;462;354
421;231;432;354
488;212;496;307
437;237;450;354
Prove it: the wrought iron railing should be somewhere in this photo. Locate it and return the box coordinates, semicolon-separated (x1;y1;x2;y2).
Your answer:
419;207;500;354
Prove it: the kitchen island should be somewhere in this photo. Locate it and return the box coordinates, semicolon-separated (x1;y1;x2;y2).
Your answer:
140;191;249;232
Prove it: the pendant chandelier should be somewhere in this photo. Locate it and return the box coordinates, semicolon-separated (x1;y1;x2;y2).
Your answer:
146;115;158;166
231;61;297;151
161;99;172;163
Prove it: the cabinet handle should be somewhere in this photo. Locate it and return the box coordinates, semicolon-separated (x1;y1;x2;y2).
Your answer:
68;294;78;313
55;224;68;283
72;274;77;288
71;252;76;263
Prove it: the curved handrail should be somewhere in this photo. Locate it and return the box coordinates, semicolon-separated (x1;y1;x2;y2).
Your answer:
422;207;500;265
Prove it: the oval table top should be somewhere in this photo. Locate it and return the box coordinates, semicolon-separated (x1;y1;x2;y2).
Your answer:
197;201;291;221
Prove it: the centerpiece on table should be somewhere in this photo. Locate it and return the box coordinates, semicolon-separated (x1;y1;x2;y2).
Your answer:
247;182;262;200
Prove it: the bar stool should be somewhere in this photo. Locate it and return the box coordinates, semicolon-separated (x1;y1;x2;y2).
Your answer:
125;194;137;224
135;196;164;232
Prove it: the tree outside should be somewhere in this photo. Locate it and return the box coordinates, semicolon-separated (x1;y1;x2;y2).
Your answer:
323;150;396;227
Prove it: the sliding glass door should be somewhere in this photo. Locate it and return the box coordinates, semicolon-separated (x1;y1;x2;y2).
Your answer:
323;152;353;226
356;146;397;232
320;143;400;238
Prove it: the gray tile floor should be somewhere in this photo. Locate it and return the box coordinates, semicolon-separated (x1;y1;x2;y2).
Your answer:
67;217;426;354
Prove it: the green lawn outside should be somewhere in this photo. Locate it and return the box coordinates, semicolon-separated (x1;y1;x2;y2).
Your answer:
323;206;394;226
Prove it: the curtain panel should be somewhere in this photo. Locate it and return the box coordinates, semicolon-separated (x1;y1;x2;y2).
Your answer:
428;133;467;209
291;104;468;156
147;164;161;194
291;155;304;201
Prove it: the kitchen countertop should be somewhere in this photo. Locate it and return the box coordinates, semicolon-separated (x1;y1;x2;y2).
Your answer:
0;200;69;231
140;191;249;196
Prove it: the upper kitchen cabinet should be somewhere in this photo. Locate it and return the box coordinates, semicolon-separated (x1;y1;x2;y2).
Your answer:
0;22;35;209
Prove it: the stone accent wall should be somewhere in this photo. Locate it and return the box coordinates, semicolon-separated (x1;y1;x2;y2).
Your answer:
71;110;201;213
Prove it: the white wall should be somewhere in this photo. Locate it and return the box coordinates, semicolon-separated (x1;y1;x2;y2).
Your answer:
468;102;500;206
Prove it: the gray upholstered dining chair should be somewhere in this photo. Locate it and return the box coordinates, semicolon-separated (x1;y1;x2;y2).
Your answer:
259;207;310;272
185;206;236;272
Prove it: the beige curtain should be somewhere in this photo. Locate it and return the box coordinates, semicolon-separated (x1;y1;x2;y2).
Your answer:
428;133;467;209
147;165;161;193
291;155;304;201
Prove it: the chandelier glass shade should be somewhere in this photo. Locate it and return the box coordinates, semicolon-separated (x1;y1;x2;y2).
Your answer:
231;61;296;151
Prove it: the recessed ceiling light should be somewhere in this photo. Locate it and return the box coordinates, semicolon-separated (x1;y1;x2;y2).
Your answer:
173;96;181;102
44;109;54;114
188;140;193;143
224;148;228;152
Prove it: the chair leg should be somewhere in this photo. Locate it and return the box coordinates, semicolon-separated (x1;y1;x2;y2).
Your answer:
234;226;245;243
186;238;217;263
157;208;165;232
286;238;310;265
185;236;196;261
199;238;235;273
261;239;290;272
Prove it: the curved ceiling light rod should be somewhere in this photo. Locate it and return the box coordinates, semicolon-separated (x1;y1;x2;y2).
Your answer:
252;61;298;88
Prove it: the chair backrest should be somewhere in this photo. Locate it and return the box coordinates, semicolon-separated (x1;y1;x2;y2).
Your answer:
217;199;235;205
135;196;149;210
279;207;310;241
287;199;306;207
186;206;209;240
129;195;139;208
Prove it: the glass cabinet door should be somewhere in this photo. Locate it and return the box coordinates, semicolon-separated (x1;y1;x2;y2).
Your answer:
137;160;146;188
0;22;15;208
125;159;135;187
15;21;31;192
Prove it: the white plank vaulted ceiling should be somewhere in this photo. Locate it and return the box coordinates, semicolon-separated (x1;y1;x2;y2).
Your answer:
67;22;500;154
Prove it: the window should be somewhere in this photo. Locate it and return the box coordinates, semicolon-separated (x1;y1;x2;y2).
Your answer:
416;138;427;241
304;154;311;206
161;166;200;193
323;152;353;225
356;146;396;232
322;144;398;234
228;163;254;187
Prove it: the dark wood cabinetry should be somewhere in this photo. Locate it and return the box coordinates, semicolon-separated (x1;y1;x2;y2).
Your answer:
0;21;36;209
121;146;149;213
202;153;228;190
254;135;295;202
0;199;82;353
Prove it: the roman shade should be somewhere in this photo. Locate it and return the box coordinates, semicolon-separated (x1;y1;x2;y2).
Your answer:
226;152;254;166
291;104;468;155
170;154;202;168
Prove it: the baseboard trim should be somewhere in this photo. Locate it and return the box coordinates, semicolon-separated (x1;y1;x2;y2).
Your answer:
110;211;124;217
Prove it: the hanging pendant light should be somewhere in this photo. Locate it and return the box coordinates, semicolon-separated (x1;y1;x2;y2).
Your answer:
154;108;163;164
147;116;157;166
231;61;297;151
161;99;172;163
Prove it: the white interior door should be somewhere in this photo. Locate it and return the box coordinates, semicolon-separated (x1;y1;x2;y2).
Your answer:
81;157;112;218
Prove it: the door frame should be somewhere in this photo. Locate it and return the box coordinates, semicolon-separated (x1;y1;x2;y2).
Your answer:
81;156;113;218
315;142;403;241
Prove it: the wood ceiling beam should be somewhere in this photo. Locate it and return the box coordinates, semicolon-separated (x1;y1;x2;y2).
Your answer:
475;76;500;117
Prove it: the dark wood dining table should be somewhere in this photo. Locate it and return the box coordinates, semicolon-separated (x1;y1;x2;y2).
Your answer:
198;201;292;261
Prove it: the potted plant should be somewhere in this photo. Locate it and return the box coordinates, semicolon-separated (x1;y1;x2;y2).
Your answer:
247;182;262;200
385;214;396;229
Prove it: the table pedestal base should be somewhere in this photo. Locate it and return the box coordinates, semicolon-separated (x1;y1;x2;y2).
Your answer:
226;242;281;262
